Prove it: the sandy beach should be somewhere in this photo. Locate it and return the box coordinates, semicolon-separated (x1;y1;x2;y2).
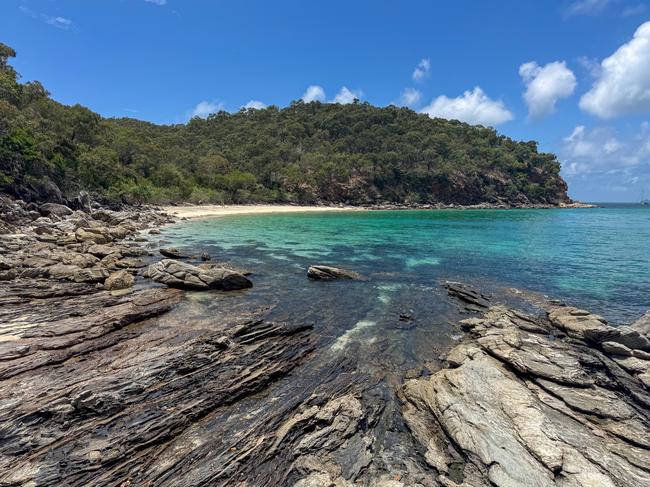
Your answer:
161;204;361;219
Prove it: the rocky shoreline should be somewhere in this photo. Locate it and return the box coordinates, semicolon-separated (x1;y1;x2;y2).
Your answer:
0;195;645;486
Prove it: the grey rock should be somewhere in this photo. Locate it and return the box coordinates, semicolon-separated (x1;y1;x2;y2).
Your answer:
39;203;73;217
145;259;252;290
307;265;363;280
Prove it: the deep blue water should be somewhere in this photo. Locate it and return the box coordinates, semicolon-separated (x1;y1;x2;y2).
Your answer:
161;205;650;325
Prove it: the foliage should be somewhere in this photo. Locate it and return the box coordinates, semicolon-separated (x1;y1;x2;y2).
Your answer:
0;43;569;205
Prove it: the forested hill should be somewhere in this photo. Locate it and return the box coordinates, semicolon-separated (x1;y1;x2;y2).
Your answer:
0;43;571;206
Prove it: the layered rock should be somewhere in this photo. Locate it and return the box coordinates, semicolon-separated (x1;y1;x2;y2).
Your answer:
307;265;363;280
403;302;650;487
145;259;253;290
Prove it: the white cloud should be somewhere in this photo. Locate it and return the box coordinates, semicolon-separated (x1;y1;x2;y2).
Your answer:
565;0;610;16
577;56;601;77
242;100;266;110
400;88;422;107
46;16;72;29
144;0;167;5
561;123;649;176
519;61;576;120
332;86;362;104
412;58;431;82
189;101;223;119
580;22;650;118
301;85;326;103
420;87;514;126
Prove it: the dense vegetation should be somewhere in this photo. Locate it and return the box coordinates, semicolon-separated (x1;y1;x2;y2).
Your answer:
1;43;569;206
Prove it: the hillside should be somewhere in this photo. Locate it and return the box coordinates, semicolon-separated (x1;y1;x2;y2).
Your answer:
0;43;570;206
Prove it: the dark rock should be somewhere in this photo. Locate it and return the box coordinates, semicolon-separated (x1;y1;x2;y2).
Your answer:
444;281;490;311
159;247;187;259
39;202;73;217
307;265;363;280
200;252;211;261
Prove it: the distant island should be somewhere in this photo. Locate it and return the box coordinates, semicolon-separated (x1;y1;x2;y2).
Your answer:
1;43;572;208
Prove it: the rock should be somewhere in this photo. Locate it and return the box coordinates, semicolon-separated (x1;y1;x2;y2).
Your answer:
104;270;135;290
200;252;211;261
48;264;109;283
87;244;120;258
159;247;187;259
403;302;650;487
145;259;252;290
632;311;650;337
75;228;109;244
39;202;73;217
547;306;611;342
601;341;633;356
74;191;92;212
148;228;161;235
307;265;363;280
444;281;490;311
0;257;12;271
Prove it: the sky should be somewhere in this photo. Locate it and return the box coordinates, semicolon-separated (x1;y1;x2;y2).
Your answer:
2;0;650;202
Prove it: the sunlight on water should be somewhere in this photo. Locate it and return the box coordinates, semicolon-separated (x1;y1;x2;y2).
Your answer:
163;206;650;323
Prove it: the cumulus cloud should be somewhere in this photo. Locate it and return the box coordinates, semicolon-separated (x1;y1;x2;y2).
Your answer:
564;0;610;17
189;101;223;119
301;85;326;103
400;88;422;107
580;22;650;118
420;87;514;126
412;58;431;82
242;100;266;110
332;86;362;104
519;61;576;120
561;124;649;176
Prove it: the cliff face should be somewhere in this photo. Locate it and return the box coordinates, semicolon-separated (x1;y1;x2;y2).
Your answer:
1;43;571;206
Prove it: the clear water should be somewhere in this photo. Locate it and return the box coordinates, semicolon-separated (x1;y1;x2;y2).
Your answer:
160;205;650;328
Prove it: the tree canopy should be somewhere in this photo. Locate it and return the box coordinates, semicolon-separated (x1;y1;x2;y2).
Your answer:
0;43;569;206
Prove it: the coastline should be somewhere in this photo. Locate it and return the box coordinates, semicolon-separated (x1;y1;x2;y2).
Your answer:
162;201;597;220
161;204;362;220
4;194;645;486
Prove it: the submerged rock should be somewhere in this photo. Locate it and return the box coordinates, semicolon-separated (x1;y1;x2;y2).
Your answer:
307;265;363;280
145;259;252;290
159;247;188;259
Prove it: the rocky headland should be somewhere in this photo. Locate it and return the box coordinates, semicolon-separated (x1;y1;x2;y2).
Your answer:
0;195;647;486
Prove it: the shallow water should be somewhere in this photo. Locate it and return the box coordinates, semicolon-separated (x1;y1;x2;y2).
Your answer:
162;205;650;327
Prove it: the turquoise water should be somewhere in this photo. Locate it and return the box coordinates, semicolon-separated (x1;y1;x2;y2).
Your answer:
161;206;650;324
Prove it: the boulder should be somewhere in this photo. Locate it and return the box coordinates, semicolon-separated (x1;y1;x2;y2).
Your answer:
104;270;135;290
39;203;73;217
307;265;362;281
159;247;187;259
75;228;110;244
145;259;252;290
48;263;109;283
200;252;211;261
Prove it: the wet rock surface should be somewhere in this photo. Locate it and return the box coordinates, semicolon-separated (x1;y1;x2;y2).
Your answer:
1;195;648;486
307;264;363;280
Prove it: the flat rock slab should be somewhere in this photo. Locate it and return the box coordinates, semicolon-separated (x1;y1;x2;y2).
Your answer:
403;305;650;487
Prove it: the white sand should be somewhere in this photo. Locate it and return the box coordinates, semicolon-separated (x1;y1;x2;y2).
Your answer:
161;204;361;220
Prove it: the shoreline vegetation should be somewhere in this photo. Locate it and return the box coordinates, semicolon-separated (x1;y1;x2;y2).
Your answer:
3;43;575;209
0;194;648;485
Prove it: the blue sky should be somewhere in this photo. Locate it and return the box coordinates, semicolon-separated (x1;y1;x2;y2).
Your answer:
2;0;650;202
